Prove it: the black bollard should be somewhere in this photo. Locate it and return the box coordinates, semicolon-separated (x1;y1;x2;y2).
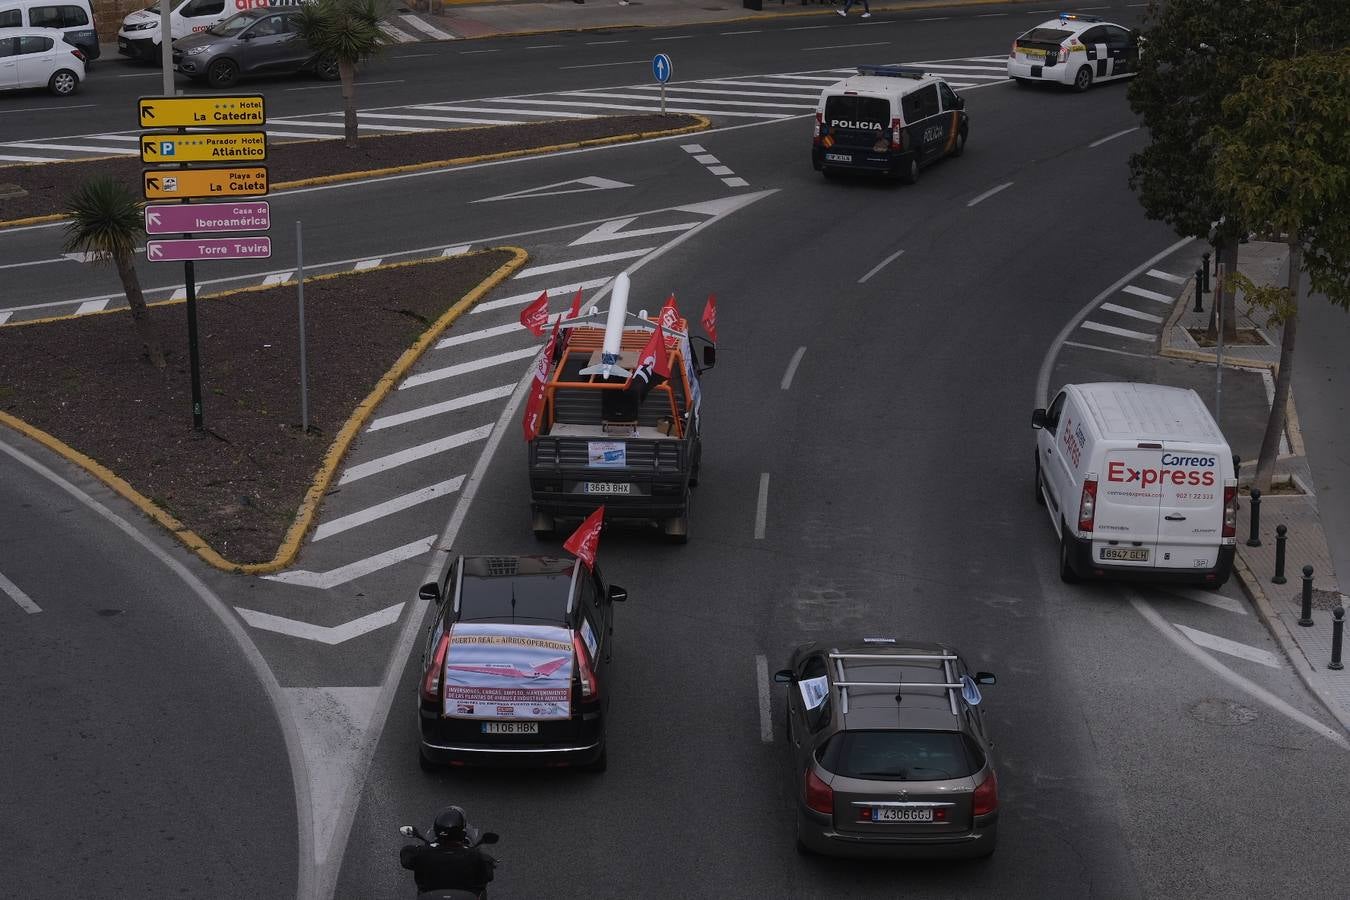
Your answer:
1299;565;1315;627
1272;525;1288;584
1246;488;1262;546
1201;252;1211;293
1330;607;1345;671
1193;271;1205;312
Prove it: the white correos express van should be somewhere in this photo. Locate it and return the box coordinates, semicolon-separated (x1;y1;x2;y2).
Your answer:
1032;382;1237;587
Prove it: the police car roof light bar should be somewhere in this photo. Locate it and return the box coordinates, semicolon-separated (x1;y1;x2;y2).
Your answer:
1058;12;1102;22
856;64;927;79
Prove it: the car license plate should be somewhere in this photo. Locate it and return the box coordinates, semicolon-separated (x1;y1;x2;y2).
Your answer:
1021;48;1046;59
584;481;631;494
825;152;851;162
1101;547;1150;562
481;722;538;735
871;807;933;822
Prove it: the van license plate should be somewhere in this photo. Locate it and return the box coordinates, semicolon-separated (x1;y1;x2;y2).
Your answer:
871;807;933;822
482;722;538;734
585;482;631;494
1101;548;1150;562
825;153;852;162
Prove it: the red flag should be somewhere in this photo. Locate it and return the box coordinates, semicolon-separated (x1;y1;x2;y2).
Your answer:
520;291;549;336
522;377;546;442
701;294;718;344
535;315;561;384
564;506;605;571
567;287;583;320
658;294;681;348
626;322;671;388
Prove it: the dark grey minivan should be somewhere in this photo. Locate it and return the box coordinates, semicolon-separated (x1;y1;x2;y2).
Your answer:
172;7;336;88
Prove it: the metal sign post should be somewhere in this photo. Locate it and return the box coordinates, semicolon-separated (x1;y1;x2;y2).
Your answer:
296;220;310;434
652;53;672;116
158;2;173;96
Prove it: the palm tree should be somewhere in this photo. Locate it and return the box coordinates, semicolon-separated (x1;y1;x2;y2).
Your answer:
294;0;393;149
63;177;166;369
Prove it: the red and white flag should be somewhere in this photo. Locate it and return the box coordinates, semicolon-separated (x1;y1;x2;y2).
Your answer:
522;376;546;442
658;294;681;348
701;294;718;344
564;506;605;571
520;291;549;336
625;322;671;388
567;286;584;320
535;315;560;384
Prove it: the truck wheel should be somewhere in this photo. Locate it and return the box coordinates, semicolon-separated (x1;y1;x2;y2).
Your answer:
417;747;437;773
1059;526;1079;583
950;128;966;158
582;745;607;773
531;510;555;541
663;515;689;544
1034;454;1046;505
689;440;702;487
898;157;919;185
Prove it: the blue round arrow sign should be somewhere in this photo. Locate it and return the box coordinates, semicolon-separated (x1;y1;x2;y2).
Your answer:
652;53;673;84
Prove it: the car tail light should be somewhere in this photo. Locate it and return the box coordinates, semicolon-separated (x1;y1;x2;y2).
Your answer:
1077;478;1098;533
890;117;903;151
813;112;822;144
1222;484;1238;539
804;768;833;815
1058;45;1069;63
972;771;998;816
71;48;86;62
1009;41;1017;58
420;630;451;703
572;633;598;701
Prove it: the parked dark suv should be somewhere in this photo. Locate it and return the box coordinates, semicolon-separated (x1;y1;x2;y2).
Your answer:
416;555;627;772
775;637;999;859
172;7;337;88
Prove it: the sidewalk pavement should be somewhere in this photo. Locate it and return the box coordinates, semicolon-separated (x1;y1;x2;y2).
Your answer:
410;0;1027;40
1160;242;1350;733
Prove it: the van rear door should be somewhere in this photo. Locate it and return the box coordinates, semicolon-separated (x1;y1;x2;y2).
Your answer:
822;95;890;151
1155;449;1223;570
1095;447;1164;567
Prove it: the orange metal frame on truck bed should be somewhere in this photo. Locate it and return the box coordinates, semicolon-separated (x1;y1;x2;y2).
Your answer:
546;316;692;439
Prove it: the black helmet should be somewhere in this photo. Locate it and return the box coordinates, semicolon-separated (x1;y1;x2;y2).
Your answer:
433;806;467;843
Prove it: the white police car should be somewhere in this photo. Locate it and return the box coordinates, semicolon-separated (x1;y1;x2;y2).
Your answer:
811;65;968;184
1007;14;1142;92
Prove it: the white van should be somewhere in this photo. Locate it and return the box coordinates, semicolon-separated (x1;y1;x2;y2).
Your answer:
0;0;98;59
117;0;229;62
1032;382;1237;587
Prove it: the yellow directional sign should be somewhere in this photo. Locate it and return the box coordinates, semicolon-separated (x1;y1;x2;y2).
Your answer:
142;167;269;201
140;131;267;164
137;95;266;129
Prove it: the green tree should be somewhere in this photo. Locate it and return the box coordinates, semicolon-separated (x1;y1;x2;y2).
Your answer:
1126;0;1349;340
294;0;393;149
63;177;166;369
1212;49;1350;492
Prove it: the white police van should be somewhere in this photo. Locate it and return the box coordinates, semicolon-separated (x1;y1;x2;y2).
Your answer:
811;65;968;184
1032;382;1237;587
1007;13;1142;92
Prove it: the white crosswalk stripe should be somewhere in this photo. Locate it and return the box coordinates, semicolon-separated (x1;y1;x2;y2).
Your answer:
1101;302;1164;324
379;23;416;43
1081;321;1154;342
399;13;454;41
1123;284;1177;304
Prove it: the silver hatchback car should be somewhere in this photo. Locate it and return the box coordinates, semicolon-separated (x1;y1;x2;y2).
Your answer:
172;8;337;88
775;638;999;859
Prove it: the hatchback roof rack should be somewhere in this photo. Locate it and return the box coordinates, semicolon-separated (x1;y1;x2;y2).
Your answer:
855;64;927;79
827;650;964;715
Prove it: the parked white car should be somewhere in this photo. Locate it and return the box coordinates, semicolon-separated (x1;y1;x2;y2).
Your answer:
0;25;85;95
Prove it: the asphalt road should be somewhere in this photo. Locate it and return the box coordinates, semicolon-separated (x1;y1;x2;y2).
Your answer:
4;2;1350;898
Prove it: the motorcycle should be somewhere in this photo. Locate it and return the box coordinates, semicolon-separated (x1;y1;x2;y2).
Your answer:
398;822;500;900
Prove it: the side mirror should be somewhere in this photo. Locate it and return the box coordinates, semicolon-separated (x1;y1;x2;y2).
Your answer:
607;585;627;603
1031;408;1047;430
399;825;415;837
418;582;441;603
701;345;717;369
975;672;997;685
480;832;500;845
773;669;795;684
957;96;966;109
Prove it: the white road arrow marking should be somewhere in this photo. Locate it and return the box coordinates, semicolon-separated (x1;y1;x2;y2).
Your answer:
312;477;464;541
236;602;404;643
1173;623;1281;668
472;175;632;203
569;217;699;246
262;535;435;589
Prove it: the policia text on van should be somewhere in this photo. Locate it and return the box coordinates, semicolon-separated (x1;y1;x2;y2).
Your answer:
811;65;968;185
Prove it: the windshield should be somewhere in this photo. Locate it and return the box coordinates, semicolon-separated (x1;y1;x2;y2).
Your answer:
207;12;253;36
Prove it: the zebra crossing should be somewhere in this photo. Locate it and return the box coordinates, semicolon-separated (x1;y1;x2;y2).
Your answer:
0;56;1009;164
1065;262;1193;356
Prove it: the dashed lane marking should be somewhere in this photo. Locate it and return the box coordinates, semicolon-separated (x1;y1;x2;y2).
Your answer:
74;300;109;315
367;384;515;432
398;346;539;391
723;177;749;187
0;570;41;614
262;272;293;286
1100;302;1164;324
312;477;465;541
631;84;819;99
1080;321;1153;342
337;425;493;485
755;473;770;540
755;655;774;743
353;259;381;271
708;165;735;176
858;248;904;284
1173;623;1281;668
561;91;813;110
263;535;436;588
1147;268;1188;285
1122;284;1175;304
802;42;892;52
781;346;806;391
967;181;1014;207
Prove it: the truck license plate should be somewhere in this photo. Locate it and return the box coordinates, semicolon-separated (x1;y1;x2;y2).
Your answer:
871;807;933;822
1101;547;1149;562
585;482;631;494
482;722;538;734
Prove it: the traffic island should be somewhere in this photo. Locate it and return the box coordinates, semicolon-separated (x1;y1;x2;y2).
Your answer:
0;248;525;570
0;113;707;227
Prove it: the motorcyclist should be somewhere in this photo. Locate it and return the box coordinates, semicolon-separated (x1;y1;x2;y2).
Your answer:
399;806;496;897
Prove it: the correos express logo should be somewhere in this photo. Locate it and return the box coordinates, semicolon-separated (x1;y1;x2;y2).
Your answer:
1108;453;1216;487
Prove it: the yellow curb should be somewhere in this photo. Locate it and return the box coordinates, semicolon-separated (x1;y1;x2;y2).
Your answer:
273;114;710;190
0;116;709;230
0;247;528;574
